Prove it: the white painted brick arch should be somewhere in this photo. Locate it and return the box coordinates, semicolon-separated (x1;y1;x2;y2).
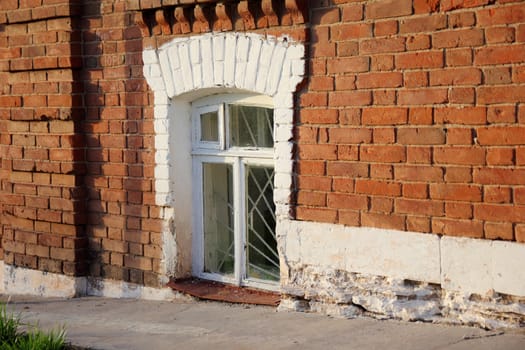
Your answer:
142;32;305;280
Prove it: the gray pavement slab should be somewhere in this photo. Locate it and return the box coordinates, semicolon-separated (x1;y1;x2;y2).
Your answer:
1;294;524;350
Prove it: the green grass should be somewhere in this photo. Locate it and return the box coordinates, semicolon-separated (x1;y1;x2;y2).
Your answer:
0;302;66;350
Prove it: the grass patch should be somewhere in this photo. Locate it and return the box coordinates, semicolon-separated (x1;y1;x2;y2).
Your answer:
0;302;66;350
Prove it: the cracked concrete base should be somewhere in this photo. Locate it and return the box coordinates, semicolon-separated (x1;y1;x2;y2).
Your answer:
279;266;525;329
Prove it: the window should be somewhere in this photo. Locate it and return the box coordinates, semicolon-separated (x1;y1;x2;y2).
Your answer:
192;94;279;290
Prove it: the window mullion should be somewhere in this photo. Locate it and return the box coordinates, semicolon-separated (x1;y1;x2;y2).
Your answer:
233;157;244;285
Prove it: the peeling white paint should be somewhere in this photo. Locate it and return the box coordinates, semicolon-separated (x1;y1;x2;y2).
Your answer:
86;278;181;301
3;265;87;298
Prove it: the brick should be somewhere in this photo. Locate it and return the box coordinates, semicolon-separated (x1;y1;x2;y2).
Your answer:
297;160;325;176
395;165;444;182
517;225;525;243
477;3;525;26
448;12;476;28
370;164;393;179
395;51;444;69
299;144;337;160
476;126;525;145
371;55;394;71
374;90;395;104
355;179;400;196
327;193;368;210
341;3;363;22
440;0;490;11
399;14;446;34
332;178;355;193
360;145;405;163
483;67;512;85
329;91;372;106
449;87;475;104
297;176;332;191
336;41;359;57
445;202;472;219
338;210;360;226
374;20;398;36
430;183;482;201
327;161;369;177
433;29;484;48
366;0;412;19
487;105;516;124
124;255;152;271
356;72;402;89
407;216;430;233
474;45;525;66
398;89;448;105
486;148;514;165
395;198;444;216
331;23;372;41
359;37;405;54
446;48;472;67
429;68;481;86
362;108;407;125
327;56;369;74
413;0;440;13
373;128;395;144
407;146;432;164
434;146;485;165
446;127;473;145
478;85;525;104
474;204;525;223
406;35;431;51
296;207;337;223
370;197;394;213
312;7;340;24
300;92;327;107
486;27;515;44
409;108;433;125
484;186;512;203
297;191;326;206
432;218;483;238
334;76;356;90
485;222;514;241
474;168;525;185
434;107;486;125
362;212;405;231
329;128;372;144
397;128;445;145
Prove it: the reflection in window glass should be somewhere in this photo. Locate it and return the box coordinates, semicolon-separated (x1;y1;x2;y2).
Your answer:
246;165;278;281
229;105;273;148
203;163;234;275
200;111;219;142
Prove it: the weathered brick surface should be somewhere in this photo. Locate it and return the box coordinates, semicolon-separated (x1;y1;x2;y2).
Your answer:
296;0;525;241
1;0;525;289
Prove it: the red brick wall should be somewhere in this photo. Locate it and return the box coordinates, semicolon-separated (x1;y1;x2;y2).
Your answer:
0;0;524;285
0;0;87;275
297;0;525;242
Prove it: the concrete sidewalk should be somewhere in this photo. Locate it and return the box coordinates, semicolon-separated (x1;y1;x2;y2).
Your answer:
1;294;524;350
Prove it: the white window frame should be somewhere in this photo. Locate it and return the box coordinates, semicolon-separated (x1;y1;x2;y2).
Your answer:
191;93;278;291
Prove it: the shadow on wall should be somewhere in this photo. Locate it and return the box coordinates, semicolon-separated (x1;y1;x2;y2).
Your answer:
81;0;160;296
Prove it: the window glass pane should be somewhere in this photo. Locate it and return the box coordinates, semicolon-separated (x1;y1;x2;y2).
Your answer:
228;105;273;148
203;163;234;276
200;111;219;142
245;165;278;281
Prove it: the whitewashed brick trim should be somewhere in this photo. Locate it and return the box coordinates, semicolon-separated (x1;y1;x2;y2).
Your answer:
143;32;305;215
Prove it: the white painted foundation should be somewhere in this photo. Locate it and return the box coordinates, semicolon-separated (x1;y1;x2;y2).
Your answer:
278;220;525;329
